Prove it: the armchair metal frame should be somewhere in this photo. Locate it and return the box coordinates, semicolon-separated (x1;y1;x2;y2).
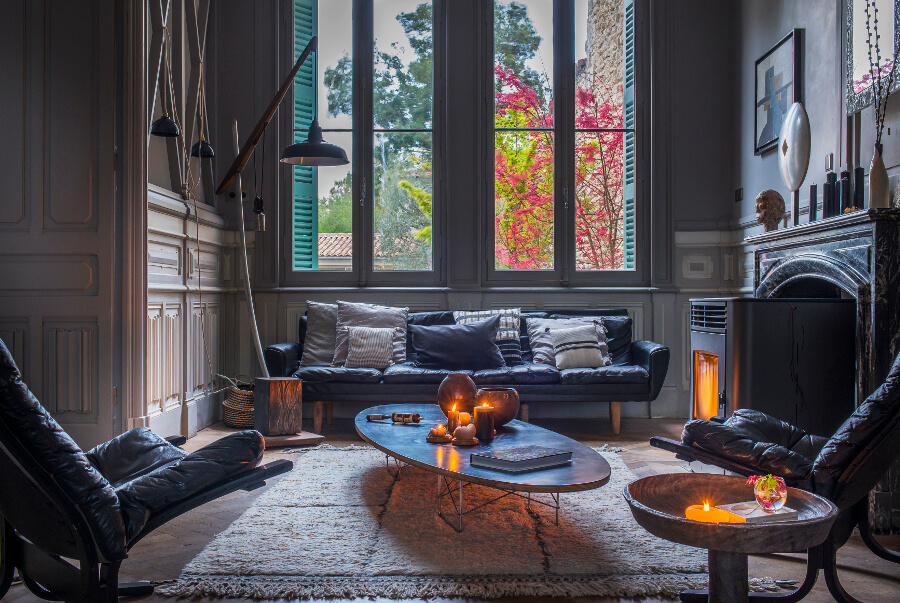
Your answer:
650;407;900;603
0;423;291;603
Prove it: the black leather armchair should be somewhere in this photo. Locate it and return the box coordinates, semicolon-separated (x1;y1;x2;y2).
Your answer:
0;339;292;602
651;353;900;603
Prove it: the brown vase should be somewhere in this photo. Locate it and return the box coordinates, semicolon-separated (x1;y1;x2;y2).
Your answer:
437;372;477;416
475;387;520;427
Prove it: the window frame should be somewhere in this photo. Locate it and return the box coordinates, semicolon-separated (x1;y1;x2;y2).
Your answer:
281;0;445;287
484;0;649;287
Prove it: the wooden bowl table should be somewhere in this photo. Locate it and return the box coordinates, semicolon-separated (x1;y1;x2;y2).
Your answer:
624;474;838;603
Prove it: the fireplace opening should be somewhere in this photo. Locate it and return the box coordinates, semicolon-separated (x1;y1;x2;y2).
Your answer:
773;277;847;299
692;351;720;421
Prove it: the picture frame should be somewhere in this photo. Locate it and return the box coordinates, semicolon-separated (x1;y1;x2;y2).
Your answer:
754;29;802;156
846;0;900;115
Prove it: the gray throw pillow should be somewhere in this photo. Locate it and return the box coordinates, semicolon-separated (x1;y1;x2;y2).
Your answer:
300;301;338;366
344;326;396;369
333;301;408;366
548;324;604;369
526;317;610;366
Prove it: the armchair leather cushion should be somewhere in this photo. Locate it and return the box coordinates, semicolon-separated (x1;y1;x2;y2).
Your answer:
264;342;302;378
87;428;186;488
0;339;128;562
813;352;900;500
682;409;826;486
116;430;264;542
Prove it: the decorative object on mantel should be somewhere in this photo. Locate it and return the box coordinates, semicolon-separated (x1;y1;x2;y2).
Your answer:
823;170;838;218
777;102;811;225
854;166;865;208
862;0;898;208
809;183;818;221
212;36;350;376
840;169;853;212
437;372;478;415
754;29;802;156
754;189;786;232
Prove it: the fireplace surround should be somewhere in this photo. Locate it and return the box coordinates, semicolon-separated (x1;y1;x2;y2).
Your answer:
746;208;900;532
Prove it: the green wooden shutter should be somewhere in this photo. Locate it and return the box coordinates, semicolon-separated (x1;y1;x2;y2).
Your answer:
622;0;636;270
293;0;318;270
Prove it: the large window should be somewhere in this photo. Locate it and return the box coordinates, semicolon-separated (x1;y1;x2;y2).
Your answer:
290;0;436;279
491;0;637;281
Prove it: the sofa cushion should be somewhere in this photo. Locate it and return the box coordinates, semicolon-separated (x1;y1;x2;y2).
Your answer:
473;362;560;385
559;365;649;385
526;317;608;365
551;314;632;364
293;366;383;383
548;323;607;369
333;301;408;366
383;364;472;384
453;308;524;366
300;301;339;366
344;326;396;369
409;315;505;371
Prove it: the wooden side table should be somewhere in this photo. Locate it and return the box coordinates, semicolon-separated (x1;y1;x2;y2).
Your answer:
624;473;838;602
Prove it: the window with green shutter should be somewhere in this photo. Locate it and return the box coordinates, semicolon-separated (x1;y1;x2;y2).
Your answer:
292;0;319;270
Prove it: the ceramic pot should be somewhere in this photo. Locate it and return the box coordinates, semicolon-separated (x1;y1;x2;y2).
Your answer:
870;143;890;209
437;372;477;416
475;387;520;427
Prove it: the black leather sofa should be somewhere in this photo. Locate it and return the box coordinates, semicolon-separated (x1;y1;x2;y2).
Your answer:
264;308;669;435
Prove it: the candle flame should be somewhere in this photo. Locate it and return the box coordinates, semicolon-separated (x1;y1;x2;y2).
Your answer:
482;402;489;407
703;501;709;511
452;404;457;411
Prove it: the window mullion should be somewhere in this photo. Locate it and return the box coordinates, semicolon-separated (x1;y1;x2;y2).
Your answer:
354;0;373;285
554;0;575;285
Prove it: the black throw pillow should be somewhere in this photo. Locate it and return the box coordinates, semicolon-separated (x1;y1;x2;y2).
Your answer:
409;315;505;370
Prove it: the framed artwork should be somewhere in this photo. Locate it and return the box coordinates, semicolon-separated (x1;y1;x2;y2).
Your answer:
754;29;802;156
846;0;900;115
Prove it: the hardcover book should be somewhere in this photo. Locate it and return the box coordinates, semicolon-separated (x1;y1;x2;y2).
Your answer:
716;501;799;523
470;445;572;473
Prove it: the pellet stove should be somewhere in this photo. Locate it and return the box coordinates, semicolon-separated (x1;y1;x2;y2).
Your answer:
689;298;857;437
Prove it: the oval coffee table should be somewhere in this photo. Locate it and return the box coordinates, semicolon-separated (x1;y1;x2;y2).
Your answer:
356;404;611;531
624;473;838;602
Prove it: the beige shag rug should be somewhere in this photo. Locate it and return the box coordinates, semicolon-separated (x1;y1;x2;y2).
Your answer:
157;444;749;600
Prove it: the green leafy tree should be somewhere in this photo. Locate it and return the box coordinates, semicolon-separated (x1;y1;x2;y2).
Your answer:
318;173;353;233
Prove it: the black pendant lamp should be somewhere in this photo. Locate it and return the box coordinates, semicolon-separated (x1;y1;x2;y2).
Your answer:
190;67;215;157
280;120;348;166
279;40;348;167
190;138;215;157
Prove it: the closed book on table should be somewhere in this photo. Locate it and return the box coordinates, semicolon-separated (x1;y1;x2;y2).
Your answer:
470;445;572;473
716;501;798;524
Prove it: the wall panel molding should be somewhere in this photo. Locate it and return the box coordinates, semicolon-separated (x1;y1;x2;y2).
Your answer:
43;322;98;417
0;254;98;295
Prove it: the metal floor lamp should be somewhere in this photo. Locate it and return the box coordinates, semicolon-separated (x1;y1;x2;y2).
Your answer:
215;36;348;377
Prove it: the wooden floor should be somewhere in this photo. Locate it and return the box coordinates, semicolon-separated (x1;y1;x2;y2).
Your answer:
5;417;899;602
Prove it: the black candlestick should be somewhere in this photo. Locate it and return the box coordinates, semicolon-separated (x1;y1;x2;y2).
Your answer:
854;167;865;209
824;171;836;218
809;184;818;222
840;170;851;212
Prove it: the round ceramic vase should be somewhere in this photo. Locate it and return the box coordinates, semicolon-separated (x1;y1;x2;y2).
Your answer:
437;372;477;415
475;387;520;427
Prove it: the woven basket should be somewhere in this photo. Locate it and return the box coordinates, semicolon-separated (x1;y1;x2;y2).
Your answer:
223;376;255;428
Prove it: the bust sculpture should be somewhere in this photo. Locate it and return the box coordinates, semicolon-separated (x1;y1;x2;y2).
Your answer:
755;189;786;232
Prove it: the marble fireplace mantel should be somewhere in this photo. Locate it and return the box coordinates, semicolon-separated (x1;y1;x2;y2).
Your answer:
747;208;900;533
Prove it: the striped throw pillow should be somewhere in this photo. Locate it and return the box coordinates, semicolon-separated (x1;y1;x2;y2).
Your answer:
452;308;523;366
344;326;396;369
547;324;604;369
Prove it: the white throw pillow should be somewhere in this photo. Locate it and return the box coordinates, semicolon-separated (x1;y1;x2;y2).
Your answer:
547;324;604;370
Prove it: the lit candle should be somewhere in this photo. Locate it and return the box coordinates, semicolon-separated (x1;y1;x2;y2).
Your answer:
474;403;494;442
434;424;447;436
685;501;745;524
458;411;471;426
447;405;460;434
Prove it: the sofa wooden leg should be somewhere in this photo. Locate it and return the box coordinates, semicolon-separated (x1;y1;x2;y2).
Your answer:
610;402;621;435
325;402;333;425
313;401;323;434
520;403;529;423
